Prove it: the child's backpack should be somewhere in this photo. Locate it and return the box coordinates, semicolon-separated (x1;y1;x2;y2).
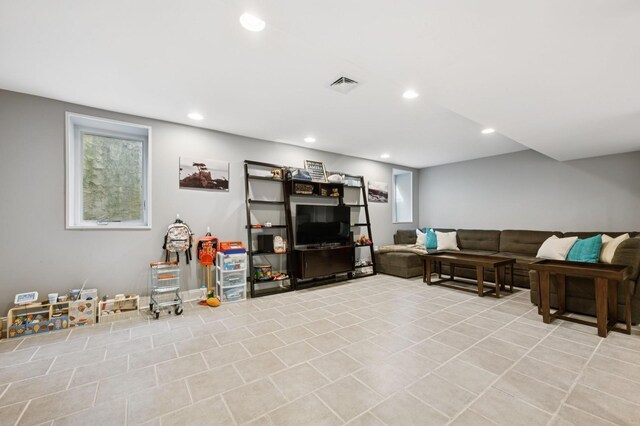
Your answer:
197;233;218;266
163;219;193;264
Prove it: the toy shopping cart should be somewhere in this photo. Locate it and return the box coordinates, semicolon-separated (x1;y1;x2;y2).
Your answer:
149;261;183;319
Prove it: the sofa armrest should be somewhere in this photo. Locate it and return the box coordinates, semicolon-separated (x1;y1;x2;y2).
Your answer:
612;237;640;282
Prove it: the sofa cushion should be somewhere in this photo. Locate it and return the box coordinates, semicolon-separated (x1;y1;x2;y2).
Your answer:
415;228;426;246
536;235;578;260
563;231;636;239
426;228;437;249
394;229;417;245
457;229;501;252
601;233;630;263
611;237;640;282
374;251;422;278
436;231;460;251
566;235;602;263
500;230;562;256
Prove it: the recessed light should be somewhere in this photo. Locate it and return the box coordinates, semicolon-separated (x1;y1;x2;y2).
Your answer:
481;128;495;134
402;90;419;99
304;137;316;143
188;112;203;121
239;13;266;32
380;153;390;159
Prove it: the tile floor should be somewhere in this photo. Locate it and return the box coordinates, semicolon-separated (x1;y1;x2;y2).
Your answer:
1;274;640;425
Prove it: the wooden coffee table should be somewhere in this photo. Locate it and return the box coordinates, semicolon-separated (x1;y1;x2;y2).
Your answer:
529;259;631;338
421;252;515;298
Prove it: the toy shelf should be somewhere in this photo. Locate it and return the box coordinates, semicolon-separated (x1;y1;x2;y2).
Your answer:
7;301;71;339
98;295;140;323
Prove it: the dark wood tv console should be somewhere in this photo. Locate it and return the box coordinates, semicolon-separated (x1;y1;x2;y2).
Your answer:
295;246;355;279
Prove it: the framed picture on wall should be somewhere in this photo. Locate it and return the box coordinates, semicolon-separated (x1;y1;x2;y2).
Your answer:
179;157;229;191
368;181;389;203
304;160;327;182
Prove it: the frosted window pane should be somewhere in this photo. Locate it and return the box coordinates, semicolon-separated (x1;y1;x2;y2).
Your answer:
82;134;143;222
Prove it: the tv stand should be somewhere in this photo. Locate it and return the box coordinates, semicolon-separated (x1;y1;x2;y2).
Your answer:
295;246;355;280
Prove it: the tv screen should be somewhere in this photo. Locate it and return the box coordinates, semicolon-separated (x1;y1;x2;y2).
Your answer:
296;205;351;246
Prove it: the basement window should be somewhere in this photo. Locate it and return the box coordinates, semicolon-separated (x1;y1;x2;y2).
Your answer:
392;169;413;223
66;113;151;229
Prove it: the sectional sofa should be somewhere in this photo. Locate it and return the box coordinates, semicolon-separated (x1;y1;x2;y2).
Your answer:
374;229;640;323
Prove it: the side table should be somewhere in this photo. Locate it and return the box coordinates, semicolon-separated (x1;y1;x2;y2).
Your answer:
529;259;631;338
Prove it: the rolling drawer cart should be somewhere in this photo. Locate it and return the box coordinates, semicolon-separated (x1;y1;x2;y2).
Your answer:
216;244;248;303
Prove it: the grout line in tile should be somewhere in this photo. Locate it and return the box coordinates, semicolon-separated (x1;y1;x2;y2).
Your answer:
560;402;619;426
443;305;563;424
546;336;607;424
219;392;239;426
0;383;9;400
585;352;640;385
14;399;31;426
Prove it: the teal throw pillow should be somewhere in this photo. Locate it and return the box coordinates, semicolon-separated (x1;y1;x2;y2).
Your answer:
566;234;602;263
425;228;437;249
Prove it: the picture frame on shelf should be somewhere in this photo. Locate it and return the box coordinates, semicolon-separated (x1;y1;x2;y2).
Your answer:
304;160;327;182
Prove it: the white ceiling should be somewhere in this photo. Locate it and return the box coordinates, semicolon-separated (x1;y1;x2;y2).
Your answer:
1;0;638;168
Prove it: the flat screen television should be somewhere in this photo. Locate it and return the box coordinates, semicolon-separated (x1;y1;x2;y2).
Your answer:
296;205;351;246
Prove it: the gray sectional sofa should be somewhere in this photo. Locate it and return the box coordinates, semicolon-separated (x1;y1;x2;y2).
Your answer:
374;229;640;323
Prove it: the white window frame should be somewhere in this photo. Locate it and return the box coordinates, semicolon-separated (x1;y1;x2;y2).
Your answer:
392;168;413;224
66;112;152;229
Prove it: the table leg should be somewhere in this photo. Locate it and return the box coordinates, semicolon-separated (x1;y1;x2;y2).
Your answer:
476;266;484;297
625;280;632;334
499;267;506;292
556;274;566;315
608;279;618;326
424;258;432;285
536;271;542;315
540;270;551;324
510;264;514;292
495;266;502;298
438;261;442;279
595;277;608;338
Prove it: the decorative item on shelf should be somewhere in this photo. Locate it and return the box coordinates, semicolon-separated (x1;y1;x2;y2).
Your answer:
254;264;273;281
14;291;38;305
290;168;312;181
355;235;372;246
343;175;362;188
272;272;289;281
271;168;283;180
327;173;344;183
273;236;286;253
330;188;340;197
264;222;272;227
304;160;328;182
321;188;328;196
294;183;314;195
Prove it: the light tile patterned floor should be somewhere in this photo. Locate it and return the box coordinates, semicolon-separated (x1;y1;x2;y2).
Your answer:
1;274;640;425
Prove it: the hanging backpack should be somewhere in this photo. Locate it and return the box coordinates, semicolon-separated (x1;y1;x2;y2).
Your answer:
197;233;218;266
163;219;193;264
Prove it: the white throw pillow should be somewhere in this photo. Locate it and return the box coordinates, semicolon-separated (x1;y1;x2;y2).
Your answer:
536;235;578;260
600;233;629;263
415;229;426;246
435;231;460;251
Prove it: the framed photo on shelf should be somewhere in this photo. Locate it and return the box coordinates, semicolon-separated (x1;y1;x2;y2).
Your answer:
304;160;327;182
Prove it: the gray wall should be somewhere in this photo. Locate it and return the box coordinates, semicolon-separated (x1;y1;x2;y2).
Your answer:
419;150;640;232
0;90;419;311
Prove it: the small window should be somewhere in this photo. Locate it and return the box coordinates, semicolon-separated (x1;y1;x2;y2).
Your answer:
392;169;413;223
66;113;151;229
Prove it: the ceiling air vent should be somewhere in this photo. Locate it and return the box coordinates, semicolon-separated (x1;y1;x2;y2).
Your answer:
329;76;359;94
